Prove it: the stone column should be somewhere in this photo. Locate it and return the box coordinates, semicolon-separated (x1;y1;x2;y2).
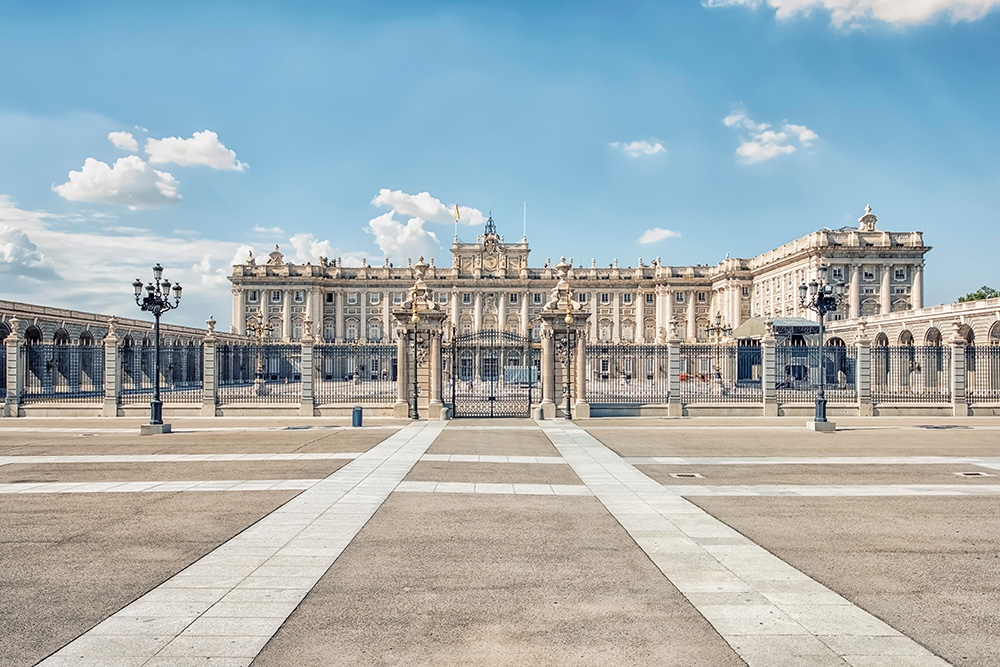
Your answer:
429;329;443;417
881;265;892;315
520;291;529;336
574;330;589;418
850;264;861;319
450;289;459;337
382;292;391;342
498;291;507;331
913;262;924;310
539;328;555;419
474;293;483;332
590;291;598;340
281;289;292;342
664;289;674;343
667;333;681;417
855;334;872;417
232;287;245;335
686;290;696;342
311;287;323;329
359;291;368;343
636;291;645;343
762;331;777;417
951;325;968;417
394;326;409;418
202;318;218;417
612;291;621;342
299;322;314;416
335;291;345;343
101;320;118;418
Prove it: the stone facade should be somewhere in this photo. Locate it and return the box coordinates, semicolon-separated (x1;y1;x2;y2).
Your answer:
826;297;1000;347
228;207;930;344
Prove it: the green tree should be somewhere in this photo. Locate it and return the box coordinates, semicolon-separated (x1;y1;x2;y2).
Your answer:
958;286;1000;302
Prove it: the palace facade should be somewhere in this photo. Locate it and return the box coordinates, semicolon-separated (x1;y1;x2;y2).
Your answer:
228;206;930;344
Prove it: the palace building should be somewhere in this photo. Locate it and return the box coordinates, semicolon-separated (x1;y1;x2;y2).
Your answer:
227;206;930;344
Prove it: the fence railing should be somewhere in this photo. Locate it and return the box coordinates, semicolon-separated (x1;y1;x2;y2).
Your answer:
871;346;951;404
586;345;670;404
0;346;6;394
967;346;1000;404
679;344;764;404
20;343;105;404
217;344;301;404
314;344;397;405
775;345;857;404
120;344;203;404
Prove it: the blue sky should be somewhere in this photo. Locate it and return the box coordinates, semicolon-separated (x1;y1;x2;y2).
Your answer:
1;0;998;328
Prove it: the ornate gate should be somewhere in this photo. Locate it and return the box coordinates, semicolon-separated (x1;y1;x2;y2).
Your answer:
449;330;537;418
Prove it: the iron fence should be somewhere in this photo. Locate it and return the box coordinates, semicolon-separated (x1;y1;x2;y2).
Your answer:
120;343;203;404
21;343;105;404
967;346;1000;404
217;344;301;404
871;346;950;404
680;344;763;404
775;345;857;404
586;344;670;404
0;346;6;394
314;344;397;405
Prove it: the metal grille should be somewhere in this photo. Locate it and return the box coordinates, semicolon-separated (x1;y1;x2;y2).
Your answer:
586;344;670;404
216;344;301;404
120;343;203;404
449;329;536;418
871;346;950;404
775;345;857;404
680;345;763;404
314;344;397;405
21;343;105;403
967;346;1000;404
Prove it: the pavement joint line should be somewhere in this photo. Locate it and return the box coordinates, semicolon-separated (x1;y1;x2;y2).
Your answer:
536;419;949;667
0;453;363;466
624;456;1000;466
36;420;447;667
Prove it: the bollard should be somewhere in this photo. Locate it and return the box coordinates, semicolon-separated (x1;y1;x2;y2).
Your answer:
352;405;363;427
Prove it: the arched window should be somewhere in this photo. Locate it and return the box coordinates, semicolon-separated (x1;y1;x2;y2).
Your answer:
898;330;914;346
53;328;71;344
924;328;942;346
24;326;42;344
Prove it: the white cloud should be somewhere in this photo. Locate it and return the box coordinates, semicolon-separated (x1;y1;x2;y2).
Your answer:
146;130;248;171
366;212;441;262
723;109;819;164
610;140;666;157
108;131;139;152
703;0;1000;27
371;188;486;227
638;228;682;244
53;156;181;209
252;225;285;235
0;223;57;280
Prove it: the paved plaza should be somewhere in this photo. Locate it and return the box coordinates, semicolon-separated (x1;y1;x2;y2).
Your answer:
2;417;1000;666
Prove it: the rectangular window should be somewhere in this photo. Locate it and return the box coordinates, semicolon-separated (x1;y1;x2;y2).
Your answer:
247;290;258;303
293;291;304;303
863;270;875;281
600;293;610;304
894;268;906;281
438;292;448;304
741;286;750;297
325;292;333;304
645;293;655;304
347;292;358;305
622;293;632;304
578;292;587;303
392;292;403;304
462;293;472;305
271;291;282;303
675;292;684;303
370;292;380;305
831;268;844;282
697;292;706;303
533;293;542;304
509;293;518;304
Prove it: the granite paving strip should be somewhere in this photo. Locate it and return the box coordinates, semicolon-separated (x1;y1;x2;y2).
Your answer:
395;480;593;496
625;456;1000;466
36;420;446;667
673;484;1000;497
538;420;948;667
0;480;321;494
0;453;362;466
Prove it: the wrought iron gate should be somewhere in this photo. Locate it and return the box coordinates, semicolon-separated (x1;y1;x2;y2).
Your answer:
449;330;537;418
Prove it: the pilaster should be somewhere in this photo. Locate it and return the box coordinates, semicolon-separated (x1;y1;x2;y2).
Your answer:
855;329;872;417
667;335;682;417
299;321;314;416
951;325;969;416
202;317;218;416
4;317;20;418
762;330;777;417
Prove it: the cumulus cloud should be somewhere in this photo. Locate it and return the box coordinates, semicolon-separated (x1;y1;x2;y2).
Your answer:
723;109;818;164
108;131;139;152
366;212;441;262
146;130;248;171
638;228;682;244
610;140;666;157
702;0;1000;27
371;188;486;227
0;224;57;280
53;156;181;209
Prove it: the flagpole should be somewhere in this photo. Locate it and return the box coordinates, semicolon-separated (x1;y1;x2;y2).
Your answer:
523;201;526;240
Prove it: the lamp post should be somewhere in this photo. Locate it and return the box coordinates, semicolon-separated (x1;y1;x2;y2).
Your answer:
246;306;274;395
562;284;574;419
410;287;420;420
798;265;845;428
347;338;364;385
705;312;733;380
131;263;182;429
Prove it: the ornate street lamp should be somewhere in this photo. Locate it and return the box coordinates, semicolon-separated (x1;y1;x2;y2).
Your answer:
798;265;845;426
131;263;182;428
410;286;420;420
246;306;274;395
706;313;733;379
347;338;364;385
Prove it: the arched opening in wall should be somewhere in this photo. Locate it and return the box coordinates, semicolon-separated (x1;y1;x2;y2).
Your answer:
79;331;95;346
989;322;1000;345
924;328;942;346
0;321;10;342
622;320;635;342
598;318;612;342
24;326;42;344
874;332;889;347
482;315;498;331
827;337;846;347
53;328;71;344
505;314;520;333
898;330;914;346
958;324;974;345
367;318;383;342
460;315;473;336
